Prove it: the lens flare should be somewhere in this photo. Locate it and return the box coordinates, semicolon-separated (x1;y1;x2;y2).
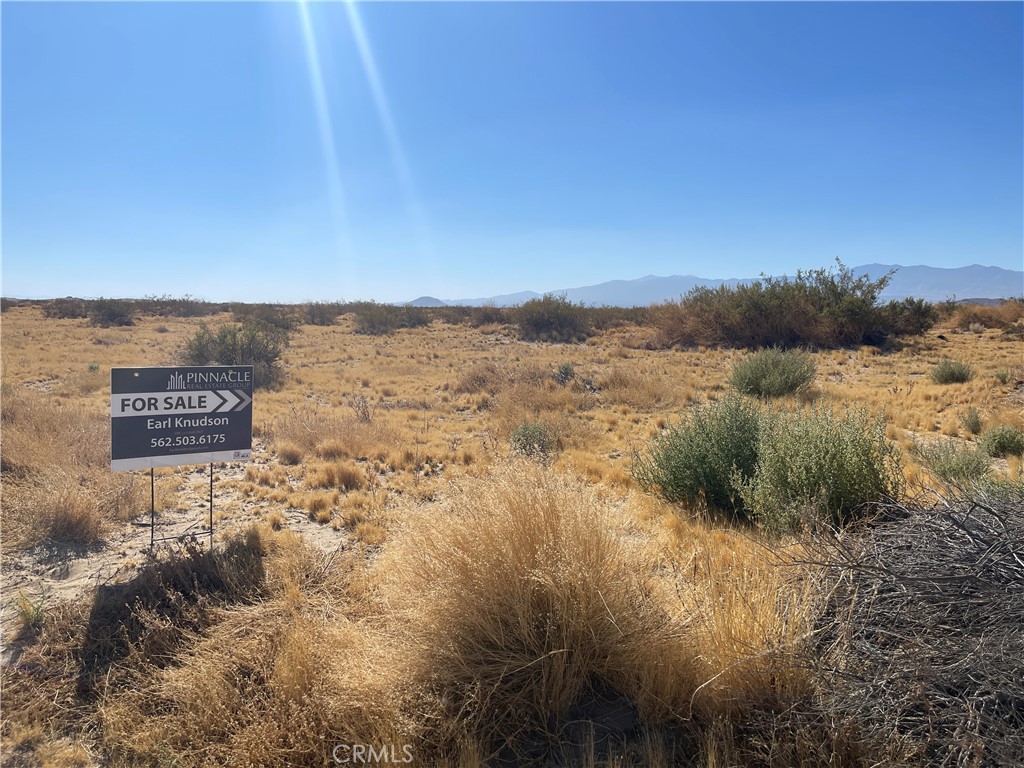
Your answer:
297;0;353;272
342;0;434;264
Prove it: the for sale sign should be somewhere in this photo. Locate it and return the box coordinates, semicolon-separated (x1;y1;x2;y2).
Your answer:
111;366;253;471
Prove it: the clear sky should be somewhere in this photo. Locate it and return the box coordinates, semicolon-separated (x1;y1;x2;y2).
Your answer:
2;1;1022;303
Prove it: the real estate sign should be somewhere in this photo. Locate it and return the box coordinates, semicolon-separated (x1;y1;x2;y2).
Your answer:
111;366;254;471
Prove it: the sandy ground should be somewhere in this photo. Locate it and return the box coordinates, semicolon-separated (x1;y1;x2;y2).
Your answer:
0;440;352;665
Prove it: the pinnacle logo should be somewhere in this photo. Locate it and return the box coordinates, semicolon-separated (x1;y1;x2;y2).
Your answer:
167;373;186;391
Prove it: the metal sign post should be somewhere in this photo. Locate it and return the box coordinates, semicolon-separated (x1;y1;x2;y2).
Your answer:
111;365;254;548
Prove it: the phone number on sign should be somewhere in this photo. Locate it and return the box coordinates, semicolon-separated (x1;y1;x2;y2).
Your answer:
150;434;227;448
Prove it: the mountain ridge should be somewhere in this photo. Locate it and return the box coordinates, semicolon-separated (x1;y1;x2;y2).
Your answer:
430;264;1022;307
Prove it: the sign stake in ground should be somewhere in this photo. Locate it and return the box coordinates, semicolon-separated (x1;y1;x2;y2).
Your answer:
111;365;254;549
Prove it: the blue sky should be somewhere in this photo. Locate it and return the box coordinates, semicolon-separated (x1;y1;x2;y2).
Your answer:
2;1;1021;303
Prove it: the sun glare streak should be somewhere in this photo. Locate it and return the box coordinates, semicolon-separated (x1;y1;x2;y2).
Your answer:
297;0;354;270
342;0;435;263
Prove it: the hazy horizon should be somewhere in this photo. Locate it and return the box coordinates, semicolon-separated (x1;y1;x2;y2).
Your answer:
3;2;1022;303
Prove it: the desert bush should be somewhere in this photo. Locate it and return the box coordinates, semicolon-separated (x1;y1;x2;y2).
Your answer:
979;425;1024;458
553;361;576;385
959;407;983;435
738;404;903;530
729;348;816;398
632;394;763;520
652;260;899;349
995;369;1010;385
137;294;219;317
301;301;342;326
348;301;429;335
89;297;135;327
469;302;508;327
514;293;593;343
509;421;559;460
42;297;88;319
913;439;991;486
181;321;287;389
930;359;974;384
880;297;938;336
230;302;298;333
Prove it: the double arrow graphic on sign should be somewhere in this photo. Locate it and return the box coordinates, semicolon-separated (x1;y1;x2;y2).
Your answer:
212;389;253;412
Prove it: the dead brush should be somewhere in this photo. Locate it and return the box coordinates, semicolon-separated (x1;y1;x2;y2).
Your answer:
806;492;1024;766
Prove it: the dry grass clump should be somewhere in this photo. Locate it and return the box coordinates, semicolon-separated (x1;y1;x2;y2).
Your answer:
598;366;672;409
378;463;698;758
3;525;405;768
1;387;145;549
304;459;367;491
952;300;1024;331
453;361;506;394
376;463;824;762
268;403;398;464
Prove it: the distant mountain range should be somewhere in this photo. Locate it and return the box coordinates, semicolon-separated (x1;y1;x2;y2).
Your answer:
405;264;1023;307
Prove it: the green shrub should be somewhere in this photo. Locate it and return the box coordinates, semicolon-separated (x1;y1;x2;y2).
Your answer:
510;421;559;460
632;394;763;520
181;322;287;389
89;297;135;327
913;439;991;486
515;294;593;343
959;407;983;436
930;360;974;384
729;348;816;398
979;425;1024;458
995;369;1010;385
737;404;903;530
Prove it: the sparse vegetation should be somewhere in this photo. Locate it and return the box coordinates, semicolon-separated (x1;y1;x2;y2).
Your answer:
302;300;342;326
930;359;974;384
349;301;430;335
2;296;1022;767
730;347;816;398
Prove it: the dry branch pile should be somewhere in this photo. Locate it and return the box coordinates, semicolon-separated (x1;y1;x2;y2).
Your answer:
813;492;1024;766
